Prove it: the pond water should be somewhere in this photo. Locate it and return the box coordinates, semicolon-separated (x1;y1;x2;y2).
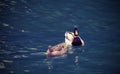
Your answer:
0;0;120;74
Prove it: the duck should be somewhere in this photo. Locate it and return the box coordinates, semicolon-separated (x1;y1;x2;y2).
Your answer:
72;26;84;46
46;31;74;56
46;43;67;56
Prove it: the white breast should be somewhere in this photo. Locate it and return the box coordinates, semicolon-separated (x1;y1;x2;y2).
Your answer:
65;32;74;46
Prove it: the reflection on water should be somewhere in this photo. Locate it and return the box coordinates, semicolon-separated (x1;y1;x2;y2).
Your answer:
67;46;74;54
44;58;53;72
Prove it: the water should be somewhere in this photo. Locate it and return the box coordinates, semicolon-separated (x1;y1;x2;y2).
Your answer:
0;0;120;74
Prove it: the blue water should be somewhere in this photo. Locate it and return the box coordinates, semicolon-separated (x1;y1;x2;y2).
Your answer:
0;0;120;74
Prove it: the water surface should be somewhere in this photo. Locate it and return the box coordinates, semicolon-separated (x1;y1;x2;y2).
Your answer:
0;0;120;74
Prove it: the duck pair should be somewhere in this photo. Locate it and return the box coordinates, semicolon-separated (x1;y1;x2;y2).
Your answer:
46;26;84;56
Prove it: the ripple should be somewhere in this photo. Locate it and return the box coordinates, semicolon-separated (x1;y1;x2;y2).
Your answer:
13;55;28;59
2;23;9;27
30;52;45;56
10;71;14;73
0;50;12;55
27;48;38;51
17;50;29;53
24;70;30;72
10;1;17;5
21;29;25;32
3;60;13;63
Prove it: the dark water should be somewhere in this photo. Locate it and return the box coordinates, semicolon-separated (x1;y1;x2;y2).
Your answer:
0;0;120;74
